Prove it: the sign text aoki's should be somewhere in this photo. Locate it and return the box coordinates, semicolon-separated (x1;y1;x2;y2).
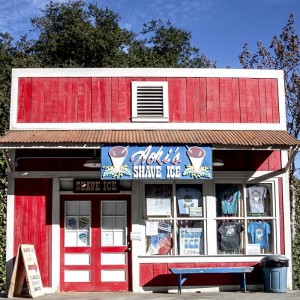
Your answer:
101;145;212;180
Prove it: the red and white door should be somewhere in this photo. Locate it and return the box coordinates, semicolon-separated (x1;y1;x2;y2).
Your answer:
60;195;131;292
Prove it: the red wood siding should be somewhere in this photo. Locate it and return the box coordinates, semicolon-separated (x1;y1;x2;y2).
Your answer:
140;262;262;287
14;178;52;287
17;77;280;124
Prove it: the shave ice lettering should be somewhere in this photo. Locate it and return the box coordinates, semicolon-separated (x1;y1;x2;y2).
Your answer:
102;144;211;180
131;146;181;179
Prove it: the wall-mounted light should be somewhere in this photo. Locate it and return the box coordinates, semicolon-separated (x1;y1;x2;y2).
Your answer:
83;149;101;168
213;159;224;167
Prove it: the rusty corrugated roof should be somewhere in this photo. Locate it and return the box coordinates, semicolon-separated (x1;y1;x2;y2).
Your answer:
0;130;299;150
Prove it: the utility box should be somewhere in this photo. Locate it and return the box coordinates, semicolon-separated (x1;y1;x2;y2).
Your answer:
261;255;289;293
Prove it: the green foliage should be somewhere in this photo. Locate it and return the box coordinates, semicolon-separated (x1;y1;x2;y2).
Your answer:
0;32;39;292
30;0;135;67
0;0;215;292
29;0;215;68
239;13;300;289
292;177;300;289
239;13;300;151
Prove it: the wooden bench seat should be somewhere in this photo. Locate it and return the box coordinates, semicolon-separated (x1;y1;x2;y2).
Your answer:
170;267;254;294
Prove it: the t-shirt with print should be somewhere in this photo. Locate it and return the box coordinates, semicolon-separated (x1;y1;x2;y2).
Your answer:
217;221;243;251
247;221;271;249
247;185;268;213
217;186;241;215
177;187;201;215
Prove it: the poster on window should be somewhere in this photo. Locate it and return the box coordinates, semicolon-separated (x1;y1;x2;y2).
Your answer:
146;198;171;216
179;227;202;255
146;184;172;216
147;233;172;255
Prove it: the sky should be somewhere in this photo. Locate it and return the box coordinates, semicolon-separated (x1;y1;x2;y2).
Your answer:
0;0;300;175
0;0;299;68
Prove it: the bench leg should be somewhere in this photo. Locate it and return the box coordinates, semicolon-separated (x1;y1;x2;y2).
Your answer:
177;274;191;294
177;274;181;294
240;272;247;292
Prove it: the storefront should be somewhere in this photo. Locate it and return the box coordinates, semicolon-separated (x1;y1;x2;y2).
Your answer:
1;68;299;294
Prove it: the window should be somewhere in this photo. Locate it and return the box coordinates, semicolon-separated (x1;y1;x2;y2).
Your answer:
65;201;91;247
101;201;127;246
131;81;169;122
144;181;277;256
145;183;204;255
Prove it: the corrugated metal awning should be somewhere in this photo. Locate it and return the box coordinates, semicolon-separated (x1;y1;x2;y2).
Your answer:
0;130;299;150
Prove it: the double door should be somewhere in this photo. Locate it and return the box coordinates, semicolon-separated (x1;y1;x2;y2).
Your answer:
60;195;131;292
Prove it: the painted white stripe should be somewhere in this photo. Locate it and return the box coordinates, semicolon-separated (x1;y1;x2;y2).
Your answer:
10;122;285;131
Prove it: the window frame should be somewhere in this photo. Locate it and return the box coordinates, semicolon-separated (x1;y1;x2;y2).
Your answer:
142;178;280;256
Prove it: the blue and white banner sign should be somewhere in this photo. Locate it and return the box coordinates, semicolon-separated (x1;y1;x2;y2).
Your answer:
101;145;212;180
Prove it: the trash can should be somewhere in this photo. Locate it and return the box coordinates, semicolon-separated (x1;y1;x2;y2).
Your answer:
260;255;289;293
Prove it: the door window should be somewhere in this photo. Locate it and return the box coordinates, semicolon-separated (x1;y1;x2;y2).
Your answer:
65;201;91;247
101;201;127;246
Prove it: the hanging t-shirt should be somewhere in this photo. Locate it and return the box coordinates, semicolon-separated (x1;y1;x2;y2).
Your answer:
217;186;241;215
177;187;201;214
247;185;268;213
247;221;271;249
217;221;243;251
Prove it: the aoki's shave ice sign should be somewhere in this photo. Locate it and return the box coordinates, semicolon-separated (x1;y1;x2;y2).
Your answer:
101;144;212;180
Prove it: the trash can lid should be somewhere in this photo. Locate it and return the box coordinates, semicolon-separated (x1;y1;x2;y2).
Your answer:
261;255;289;268
261;255;289;261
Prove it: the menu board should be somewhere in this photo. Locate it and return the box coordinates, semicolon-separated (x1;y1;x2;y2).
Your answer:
8;244;44;298
145;185;172;216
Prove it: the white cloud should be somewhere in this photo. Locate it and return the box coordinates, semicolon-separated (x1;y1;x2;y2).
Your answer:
0;0;69;38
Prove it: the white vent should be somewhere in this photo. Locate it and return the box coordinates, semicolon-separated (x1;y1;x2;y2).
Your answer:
132;82;169;122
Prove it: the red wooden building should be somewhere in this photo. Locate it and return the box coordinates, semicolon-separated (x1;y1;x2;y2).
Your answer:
0;68;299;294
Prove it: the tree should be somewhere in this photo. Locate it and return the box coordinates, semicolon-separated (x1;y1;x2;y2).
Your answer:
239;13;300;289
127;19;216;68
29;0;215;68
0;1;215;291
30;0;135;67
0;31;39;292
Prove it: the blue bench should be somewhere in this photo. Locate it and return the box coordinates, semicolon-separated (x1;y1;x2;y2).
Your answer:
170;267;254;294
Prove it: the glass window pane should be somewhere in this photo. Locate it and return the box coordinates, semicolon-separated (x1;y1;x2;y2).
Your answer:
102;231;114;246
115;202;126;216
146;220;173;255
102;216;114;230
177;220;204;255
145;184;173;217
176;184;203;217
246;184;273;216
65;201;91;247
114;231;125;246
217;220;245;254
66;201;78;215
102;202;114;216
115;217;126;230
247;220;273;254
79;202;90;216
216;184;243;217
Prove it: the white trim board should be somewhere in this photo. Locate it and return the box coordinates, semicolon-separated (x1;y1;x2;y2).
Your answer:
10;122;286;131
12;68;283;79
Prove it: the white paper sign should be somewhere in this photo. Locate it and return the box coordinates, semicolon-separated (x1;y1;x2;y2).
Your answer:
146;221;159;236
247;244;261;255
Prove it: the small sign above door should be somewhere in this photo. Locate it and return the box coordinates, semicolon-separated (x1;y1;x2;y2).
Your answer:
73;179;120;193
